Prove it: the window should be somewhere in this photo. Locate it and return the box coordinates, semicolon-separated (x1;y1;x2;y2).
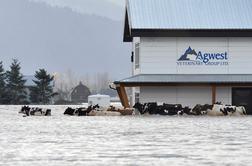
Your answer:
131;51;134;63
135;43;140;69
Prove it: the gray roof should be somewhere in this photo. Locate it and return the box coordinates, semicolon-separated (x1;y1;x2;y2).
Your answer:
127;0;252;30
115;74;252;84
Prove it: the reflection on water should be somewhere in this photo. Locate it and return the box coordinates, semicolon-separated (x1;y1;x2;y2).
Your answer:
1;105;252;166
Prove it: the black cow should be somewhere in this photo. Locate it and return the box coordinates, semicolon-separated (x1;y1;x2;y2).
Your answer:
64;107;76;115
161;104;183;115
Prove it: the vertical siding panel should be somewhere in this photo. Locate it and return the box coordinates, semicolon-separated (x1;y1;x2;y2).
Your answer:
139;37;252;74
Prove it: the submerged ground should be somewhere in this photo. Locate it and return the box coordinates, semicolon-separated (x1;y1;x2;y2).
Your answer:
1;105;252;166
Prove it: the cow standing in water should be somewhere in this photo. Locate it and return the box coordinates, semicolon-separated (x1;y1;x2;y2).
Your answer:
209;103;247;116
64;105;121;116
191;104;213;115
133;102;247;116
19;106;51;116
64;105;99;116
133;102;189;116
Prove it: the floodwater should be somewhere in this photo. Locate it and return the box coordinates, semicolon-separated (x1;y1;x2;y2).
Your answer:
1;105;252;166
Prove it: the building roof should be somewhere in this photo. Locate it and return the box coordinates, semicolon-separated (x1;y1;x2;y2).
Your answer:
115;74;252;85
71;82;91;95
124;0;252;41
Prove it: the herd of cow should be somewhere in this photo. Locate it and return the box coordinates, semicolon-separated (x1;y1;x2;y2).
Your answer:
19;105;134;117
63;105;134;116
19;106;52;117
19;102;247;117
133;102;247;116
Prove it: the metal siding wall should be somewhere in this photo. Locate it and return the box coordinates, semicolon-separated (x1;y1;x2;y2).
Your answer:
140;38;177;74
216;87;232;105
140;86;231;107
140;86;212;107
176;87;212;107
140;87;177;104
140;37;252;74
229;38;252;74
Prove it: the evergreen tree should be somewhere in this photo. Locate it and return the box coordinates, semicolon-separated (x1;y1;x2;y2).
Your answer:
30;69;54;104
0;61;7;104
6;59;27;104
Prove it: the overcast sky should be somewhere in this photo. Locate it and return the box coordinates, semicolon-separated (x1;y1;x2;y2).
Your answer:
0;0;130;79
29;0;126;20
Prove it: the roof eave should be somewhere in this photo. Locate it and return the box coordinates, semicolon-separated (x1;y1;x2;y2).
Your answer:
115;74;252;85
131;29;252;38
124;28;252;42
123;8;133;42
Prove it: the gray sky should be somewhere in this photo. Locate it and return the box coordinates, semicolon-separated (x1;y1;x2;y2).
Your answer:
0;0;130;79
29;0;126;20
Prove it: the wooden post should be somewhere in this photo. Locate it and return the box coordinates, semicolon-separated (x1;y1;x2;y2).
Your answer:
116;84;130;108
212;85;216;105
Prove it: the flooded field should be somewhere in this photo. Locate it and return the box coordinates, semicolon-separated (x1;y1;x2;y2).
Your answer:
1;105;252;166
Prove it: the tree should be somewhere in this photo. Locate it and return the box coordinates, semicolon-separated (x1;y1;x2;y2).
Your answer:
0;61;7;104
5;59;27;104
30;69;54;104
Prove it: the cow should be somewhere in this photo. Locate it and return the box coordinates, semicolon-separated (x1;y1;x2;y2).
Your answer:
63;105;100;116
209;104;233;116
133;102;147;115
161;103;183;115
191;104;213;115
88;110;121;116
182;106;192;115
19;106;51;116
107;106;134;115
64;107;76;116
208;103;247;116
231;106;247;116
19;106;30;114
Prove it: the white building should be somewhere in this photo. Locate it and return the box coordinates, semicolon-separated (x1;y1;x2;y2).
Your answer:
115;0;252;114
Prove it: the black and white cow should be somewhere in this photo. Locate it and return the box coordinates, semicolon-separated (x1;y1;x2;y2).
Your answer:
64;105;104;116
191;104;213;115
209;103;247;116
133;102;188;116
19;106;51;116
133;102;147;115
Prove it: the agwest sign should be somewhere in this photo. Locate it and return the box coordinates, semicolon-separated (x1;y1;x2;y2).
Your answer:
177;47;229;66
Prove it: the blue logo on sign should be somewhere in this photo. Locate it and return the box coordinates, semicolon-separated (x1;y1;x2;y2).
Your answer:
177;46;229;66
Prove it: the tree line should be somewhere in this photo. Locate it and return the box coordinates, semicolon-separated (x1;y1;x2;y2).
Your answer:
0;59;55;105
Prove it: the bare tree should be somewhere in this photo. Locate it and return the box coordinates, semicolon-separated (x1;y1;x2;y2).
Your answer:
54;69;79;101
54;70;114;99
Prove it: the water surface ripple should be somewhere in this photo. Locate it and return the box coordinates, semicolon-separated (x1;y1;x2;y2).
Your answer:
1;105;252;166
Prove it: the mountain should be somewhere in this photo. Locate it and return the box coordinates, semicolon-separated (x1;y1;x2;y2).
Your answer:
0;0;131;80
30;0;125;21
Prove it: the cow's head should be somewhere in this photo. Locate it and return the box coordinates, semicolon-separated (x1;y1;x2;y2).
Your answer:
133;102;145;114
20;106;30;114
